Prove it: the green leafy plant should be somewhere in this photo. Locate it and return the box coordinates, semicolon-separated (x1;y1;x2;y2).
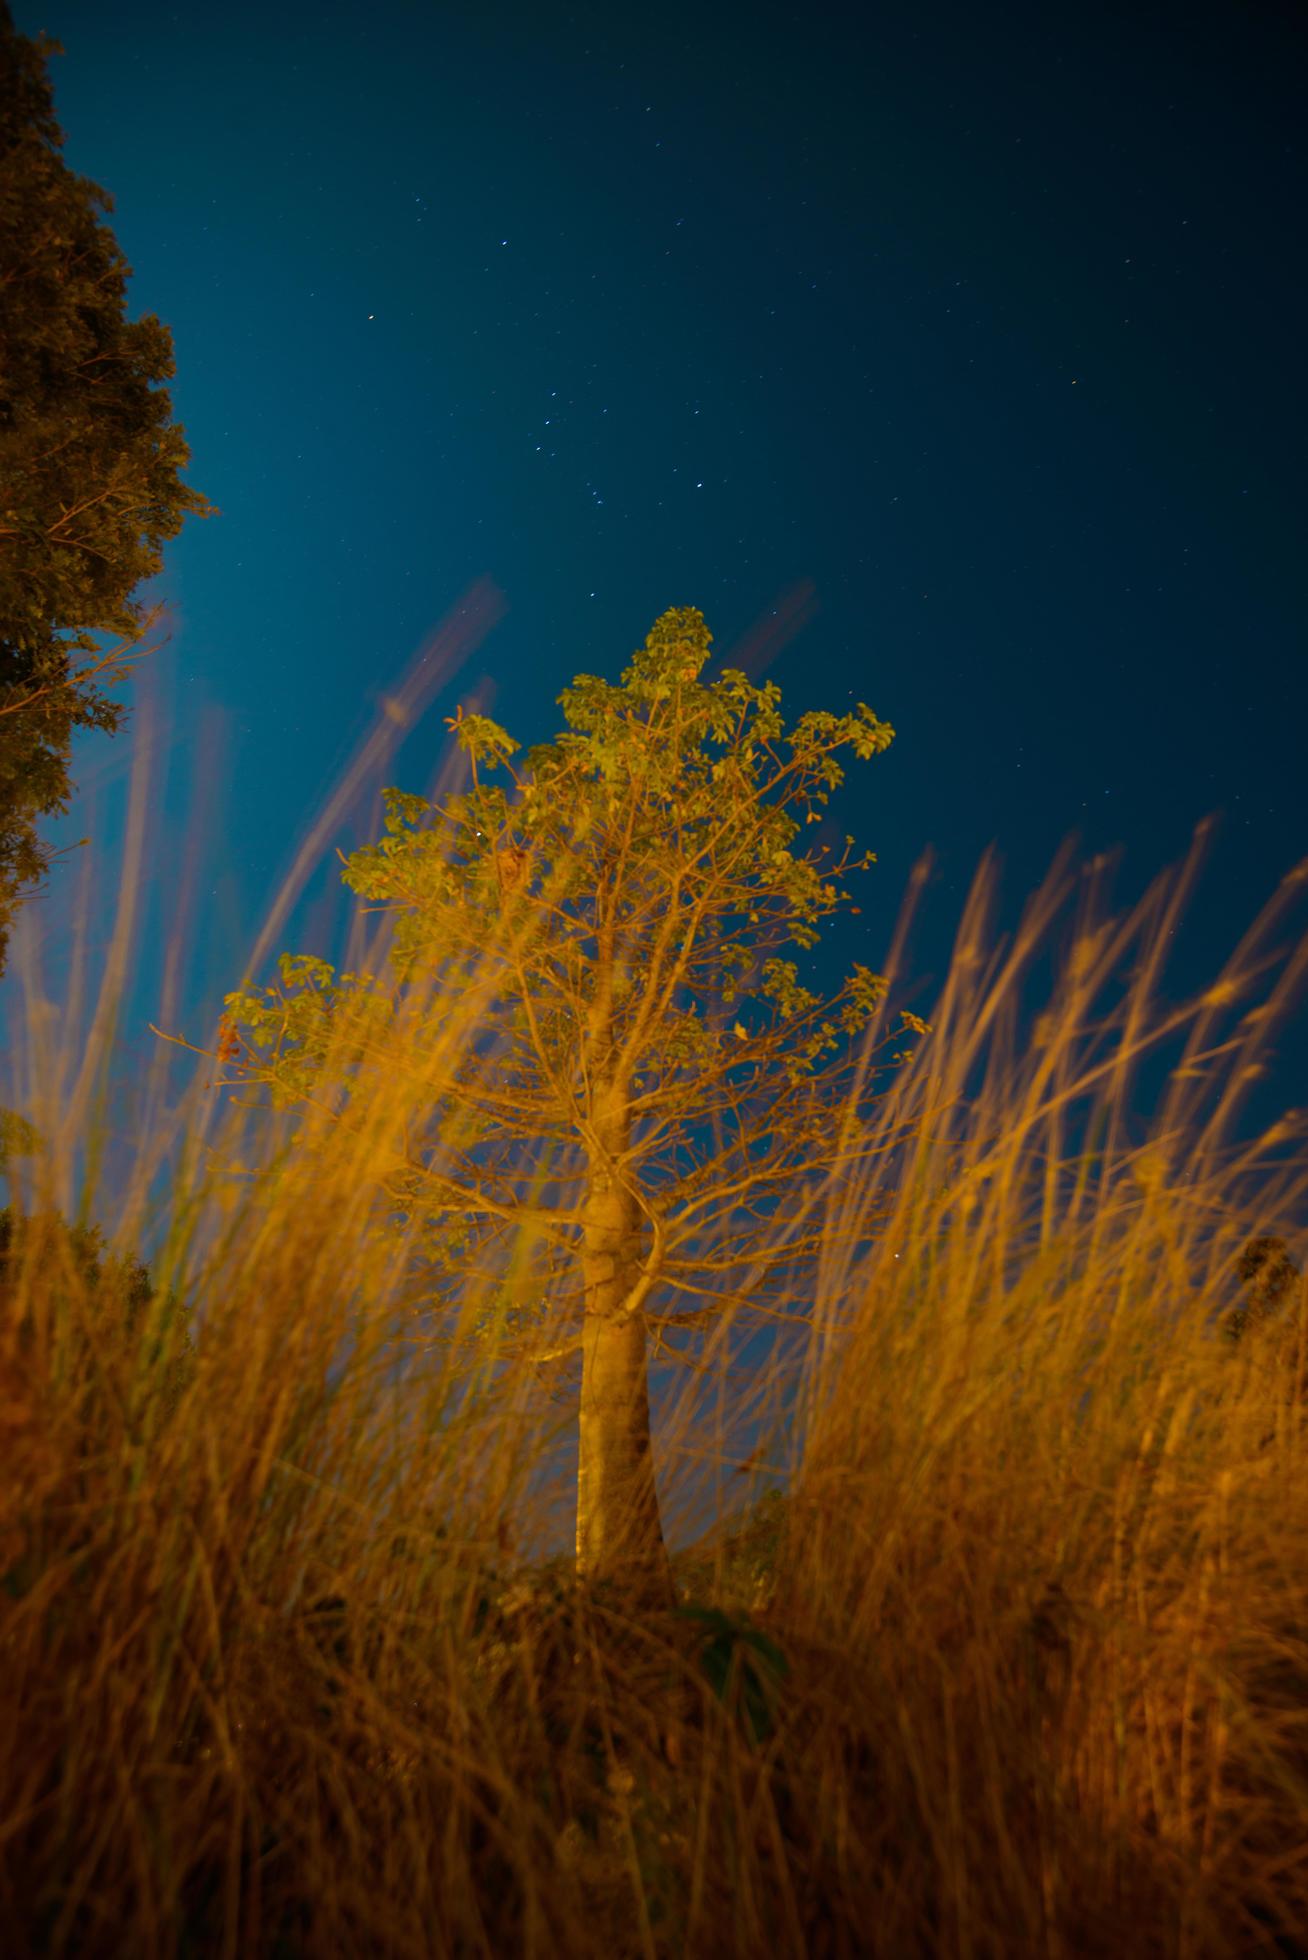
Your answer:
678;1602;790;1744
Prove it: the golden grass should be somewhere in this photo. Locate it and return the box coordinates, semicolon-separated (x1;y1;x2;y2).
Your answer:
2;753;1306;1955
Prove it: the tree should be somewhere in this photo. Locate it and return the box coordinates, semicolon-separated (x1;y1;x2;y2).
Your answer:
0;1202;196;1419
0;1105;38;1171
0;3;212;968
222;608;907;1599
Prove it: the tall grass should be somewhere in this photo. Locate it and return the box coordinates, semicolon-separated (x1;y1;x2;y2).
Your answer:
2;742;1306;1954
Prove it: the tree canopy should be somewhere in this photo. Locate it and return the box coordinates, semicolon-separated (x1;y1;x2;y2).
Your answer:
0;3;211;967
222;607;909;1591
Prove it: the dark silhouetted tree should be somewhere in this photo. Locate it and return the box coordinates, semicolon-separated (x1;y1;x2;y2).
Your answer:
0;3;212;967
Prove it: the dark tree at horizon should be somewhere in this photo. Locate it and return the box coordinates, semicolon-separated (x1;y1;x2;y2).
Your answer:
0;1;211;969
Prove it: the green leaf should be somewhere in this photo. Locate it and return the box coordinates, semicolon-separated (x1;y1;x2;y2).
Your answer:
677;1604;789;1744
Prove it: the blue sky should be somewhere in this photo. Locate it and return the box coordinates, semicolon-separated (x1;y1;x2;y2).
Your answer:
8;0;1306;1144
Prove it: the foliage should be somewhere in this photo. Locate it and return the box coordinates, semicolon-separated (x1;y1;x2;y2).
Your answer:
677;1602;789;1744
6;823;1308;1953
224;607;904;1358
0;1106;40;1171
0;3;212;968
0;1202;196;1437
1224;1234;1302;1344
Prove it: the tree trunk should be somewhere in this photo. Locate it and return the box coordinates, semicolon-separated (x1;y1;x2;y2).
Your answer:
576;1106;673;1604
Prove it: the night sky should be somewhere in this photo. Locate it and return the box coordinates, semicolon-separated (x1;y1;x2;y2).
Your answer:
8;0;1307;1135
